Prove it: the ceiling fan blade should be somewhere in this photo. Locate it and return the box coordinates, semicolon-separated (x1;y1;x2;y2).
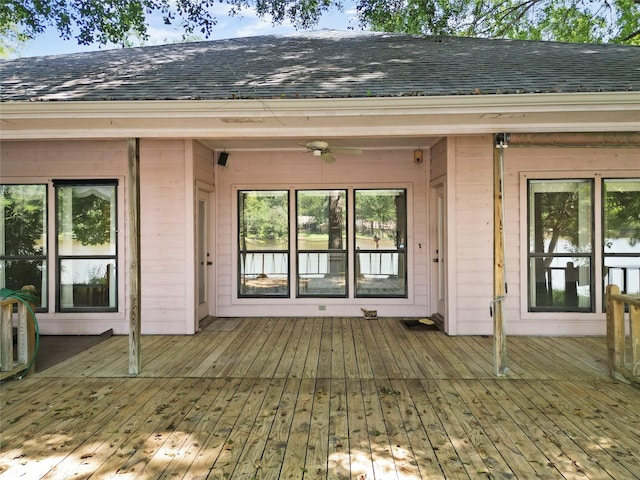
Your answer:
321;152;336;163
329;148;362;155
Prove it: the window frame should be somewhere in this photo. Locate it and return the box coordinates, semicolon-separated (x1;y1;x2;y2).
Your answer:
354;188;408;298
295;189;348;298
235;186;410;300
54;179;119;313
526;178;595;313
237;189;291;298
521;171;640;319
0;183;49;311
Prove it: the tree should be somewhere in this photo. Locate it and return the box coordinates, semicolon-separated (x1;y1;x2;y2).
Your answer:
357;0;640;44
1;0;638;48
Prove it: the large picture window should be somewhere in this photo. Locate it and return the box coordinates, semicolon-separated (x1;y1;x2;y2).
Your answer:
238;190;290;297
603;179;640;296
355;189;408;297
297;190;347;297
237;187;408;299
527;177;640;313
0;184;48;309
528;180;593;312
55;180;118;311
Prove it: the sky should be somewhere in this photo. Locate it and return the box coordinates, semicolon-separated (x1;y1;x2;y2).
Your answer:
12;3;364;59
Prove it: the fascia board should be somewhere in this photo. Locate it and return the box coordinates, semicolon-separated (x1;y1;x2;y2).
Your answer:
2;92;638;118
1;92;638;140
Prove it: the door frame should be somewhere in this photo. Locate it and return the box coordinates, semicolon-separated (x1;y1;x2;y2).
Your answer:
196;186;214;328
430;182;447;330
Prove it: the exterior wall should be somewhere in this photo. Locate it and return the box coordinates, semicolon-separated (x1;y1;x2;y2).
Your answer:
448;135;640;336
1;140;129;334
505;144;640;336
214;149;430;318
448;135;494;335
139;139;195;334
0;139;201;335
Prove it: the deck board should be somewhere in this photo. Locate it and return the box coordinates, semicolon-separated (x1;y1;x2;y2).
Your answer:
1;317;639;479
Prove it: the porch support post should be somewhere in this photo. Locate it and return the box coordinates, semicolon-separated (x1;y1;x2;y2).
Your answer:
493;134;509;376
128;138;142;375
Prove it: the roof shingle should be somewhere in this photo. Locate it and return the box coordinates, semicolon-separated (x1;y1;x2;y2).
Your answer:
1;30;639;102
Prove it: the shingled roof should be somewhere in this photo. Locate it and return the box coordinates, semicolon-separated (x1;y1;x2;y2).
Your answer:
1;30;639;102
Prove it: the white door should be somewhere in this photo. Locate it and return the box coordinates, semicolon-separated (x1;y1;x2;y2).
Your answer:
196;189;212;323
430;184;446;321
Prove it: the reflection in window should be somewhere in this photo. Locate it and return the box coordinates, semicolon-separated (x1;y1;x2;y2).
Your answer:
0;184;48;308
528;180;593;311
603;179;640;296
239;190;289;296
56;181;118;311
297;190;347;297
355;189;407;297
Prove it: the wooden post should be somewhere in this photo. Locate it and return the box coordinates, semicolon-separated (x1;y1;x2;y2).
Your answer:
493;135;508;376
128;138;142;375
16;285;36;373
605;284;625;378
0;301;12;372
630;304;640;376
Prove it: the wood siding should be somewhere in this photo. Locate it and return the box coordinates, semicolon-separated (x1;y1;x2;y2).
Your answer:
214;149;430;318
0;140;129;335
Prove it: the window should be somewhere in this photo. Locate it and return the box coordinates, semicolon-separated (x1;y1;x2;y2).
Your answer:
527;177;640;313
603;179;640;296
528;180;593;312
237;187;408;299
297;190;347;297
55;180;118;311
0;184;48;309
238;190;289;297
355;189;407;297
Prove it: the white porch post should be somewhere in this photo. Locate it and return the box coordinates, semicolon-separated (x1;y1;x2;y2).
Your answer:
128;138;141;375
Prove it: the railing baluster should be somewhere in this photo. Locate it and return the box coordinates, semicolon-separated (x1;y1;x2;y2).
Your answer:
606;283;640;384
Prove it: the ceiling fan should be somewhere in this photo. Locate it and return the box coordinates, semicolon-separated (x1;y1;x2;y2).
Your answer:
303;140;361;163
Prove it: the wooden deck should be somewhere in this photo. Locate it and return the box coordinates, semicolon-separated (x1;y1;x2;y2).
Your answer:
1;317;639;479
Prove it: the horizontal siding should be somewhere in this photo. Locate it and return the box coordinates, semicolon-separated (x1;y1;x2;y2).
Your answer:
0;140;129;335
139;139;190;334
452;137;640;336
215;149;430;318
451;135;494;334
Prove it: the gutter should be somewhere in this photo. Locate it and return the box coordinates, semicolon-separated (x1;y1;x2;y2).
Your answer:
1;92;638;140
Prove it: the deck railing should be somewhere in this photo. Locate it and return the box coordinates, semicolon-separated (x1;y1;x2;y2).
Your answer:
0;286;37;379
605;284;640;384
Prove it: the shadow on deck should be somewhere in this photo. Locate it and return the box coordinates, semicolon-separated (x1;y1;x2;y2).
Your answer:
1;317;639;479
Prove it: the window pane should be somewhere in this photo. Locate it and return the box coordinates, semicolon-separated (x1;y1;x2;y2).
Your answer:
355;189;407;297
297;190;346;250
529;180;592;254
529;256;592;310
1;184;47;307
59;259;116;308
355;189;407;251
239;191;289;297
57;185;116;256
0;259;47;308
239;191;289;251
298;252;347;296
239;253;289;296
604;179;640;295
356;251;407;296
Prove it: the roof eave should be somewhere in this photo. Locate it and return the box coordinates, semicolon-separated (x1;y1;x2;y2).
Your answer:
1;92;639;141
